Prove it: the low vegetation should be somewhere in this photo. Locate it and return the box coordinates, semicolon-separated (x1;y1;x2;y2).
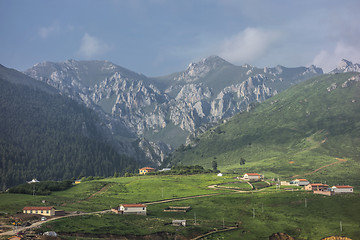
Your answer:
8;180;73;195
148;165;218;175
0;174;359;239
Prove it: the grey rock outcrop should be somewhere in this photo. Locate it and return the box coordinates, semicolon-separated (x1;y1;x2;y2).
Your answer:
24;56;325;165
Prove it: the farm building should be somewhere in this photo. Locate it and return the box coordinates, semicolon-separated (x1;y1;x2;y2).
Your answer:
172;220;186;226
159;168;171;172
164;206;191;212
280;181;291;186
290;179;310;186
305;183;329;191
27;178;40;184
23;206;56;216
331;185;353;194
139;167;155;175
112;204;147;215
243;173;262;181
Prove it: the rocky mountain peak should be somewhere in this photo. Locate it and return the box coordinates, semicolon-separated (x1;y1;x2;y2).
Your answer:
175;56;231;83
23;56;326;166
331;59;360;73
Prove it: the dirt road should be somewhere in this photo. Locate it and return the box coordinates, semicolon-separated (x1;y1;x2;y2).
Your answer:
291;158;347;178
0;210;110;236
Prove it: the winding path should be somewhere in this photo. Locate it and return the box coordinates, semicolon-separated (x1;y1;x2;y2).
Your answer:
291;158;347;178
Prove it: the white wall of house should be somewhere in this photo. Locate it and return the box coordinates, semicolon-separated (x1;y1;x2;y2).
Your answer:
332;187;353;193
119;205;146;215
244;174;260;180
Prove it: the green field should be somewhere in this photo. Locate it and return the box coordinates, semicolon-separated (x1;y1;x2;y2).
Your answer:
0;174;235;214
1;174;359;239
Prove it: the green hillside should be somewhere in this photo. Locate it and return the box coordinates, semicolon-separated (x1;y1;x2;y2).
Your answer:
167;73;360;185
0;76;138;189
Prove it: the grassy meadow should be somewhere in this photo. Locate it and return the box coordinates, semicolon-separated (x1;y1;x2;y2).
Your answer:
0;174;235;214
1;174;359;239
37;183;360;239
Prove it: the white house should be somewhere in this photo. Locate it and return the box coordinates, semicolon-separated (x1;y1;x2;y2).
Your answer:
290;179;310;186
331;185;353;194
172;220;186;226
159;168;171;172
243;173;262;181
118;204;147;215
217;173;223;177
27;178;40;184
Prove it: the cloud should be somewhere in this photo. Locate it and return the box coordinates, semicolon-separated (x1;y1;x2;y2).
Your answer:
313;41;360;72
38;23;60;39
77;33;110;59
218;28;281;64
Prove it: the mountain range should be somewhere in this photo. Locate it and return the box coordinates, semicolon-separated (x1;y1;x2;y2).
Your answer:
1;56;359;186
23;56;343;166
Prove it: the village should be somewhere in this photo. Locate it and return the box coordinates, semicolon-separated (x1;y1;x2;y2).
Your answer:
1;167;355;240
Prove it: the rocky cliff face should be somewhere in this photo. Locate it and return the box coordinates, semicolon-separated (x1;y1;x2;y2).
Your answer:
331;59;360;73
24;56;326;165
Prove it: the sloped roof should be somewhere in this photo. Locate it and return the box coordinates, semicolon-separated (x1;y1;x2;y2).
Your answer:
139;167;155;171
245;173;260;176
333;185;353;189
121;204;146;208
23;206;55;210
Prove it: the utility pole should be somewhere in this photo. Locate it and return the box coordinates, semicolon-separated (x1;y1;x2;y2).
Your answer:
262;203;264;213
223;218;225;228
340;221;342;232
194;212;197;225
252;208;255;218
161;188;164;198
305;198;307;208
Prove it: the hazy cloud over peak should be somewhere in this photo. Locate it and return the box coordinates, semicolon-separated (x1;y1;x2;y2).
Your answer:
77;33;110;59
313;41;360;73
218;28;281;65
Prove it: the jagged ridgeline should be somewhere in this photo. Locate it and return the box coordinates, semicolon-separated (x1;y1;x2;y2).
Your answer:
0;65;138;188
24;56;323;165
167;73;360;185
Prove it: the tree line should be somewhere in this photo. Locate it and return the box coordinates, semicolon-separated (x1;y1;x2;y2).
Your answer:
0;78;138;189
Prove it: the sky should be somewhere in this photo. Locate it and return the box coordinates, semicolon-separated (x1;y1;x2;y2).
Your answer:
0;0;359;76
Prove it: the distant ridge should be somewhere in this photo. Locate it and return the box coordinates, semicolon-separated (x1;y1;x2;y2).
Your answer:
166;72;360;185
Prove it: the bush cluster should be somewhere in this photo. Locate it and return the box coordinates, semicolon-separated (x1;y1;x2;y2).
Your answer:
8;180;73;195
147;165;219;176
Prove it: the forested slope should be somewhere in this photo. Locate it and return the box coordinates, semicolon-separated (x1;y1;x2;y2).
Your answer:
0;77;138;189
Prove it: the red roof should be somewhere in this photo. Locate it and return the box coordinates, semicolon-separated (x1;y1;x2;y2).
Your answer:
245;173;260;176
139;167;155;171
334;185;353;189
295;179;308;181
121;204;146;208
23;206;55;210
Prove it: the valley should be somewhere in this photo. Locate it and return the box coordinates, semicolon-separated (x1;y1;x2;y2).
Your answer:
0;174;359;239
1;58;360;239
